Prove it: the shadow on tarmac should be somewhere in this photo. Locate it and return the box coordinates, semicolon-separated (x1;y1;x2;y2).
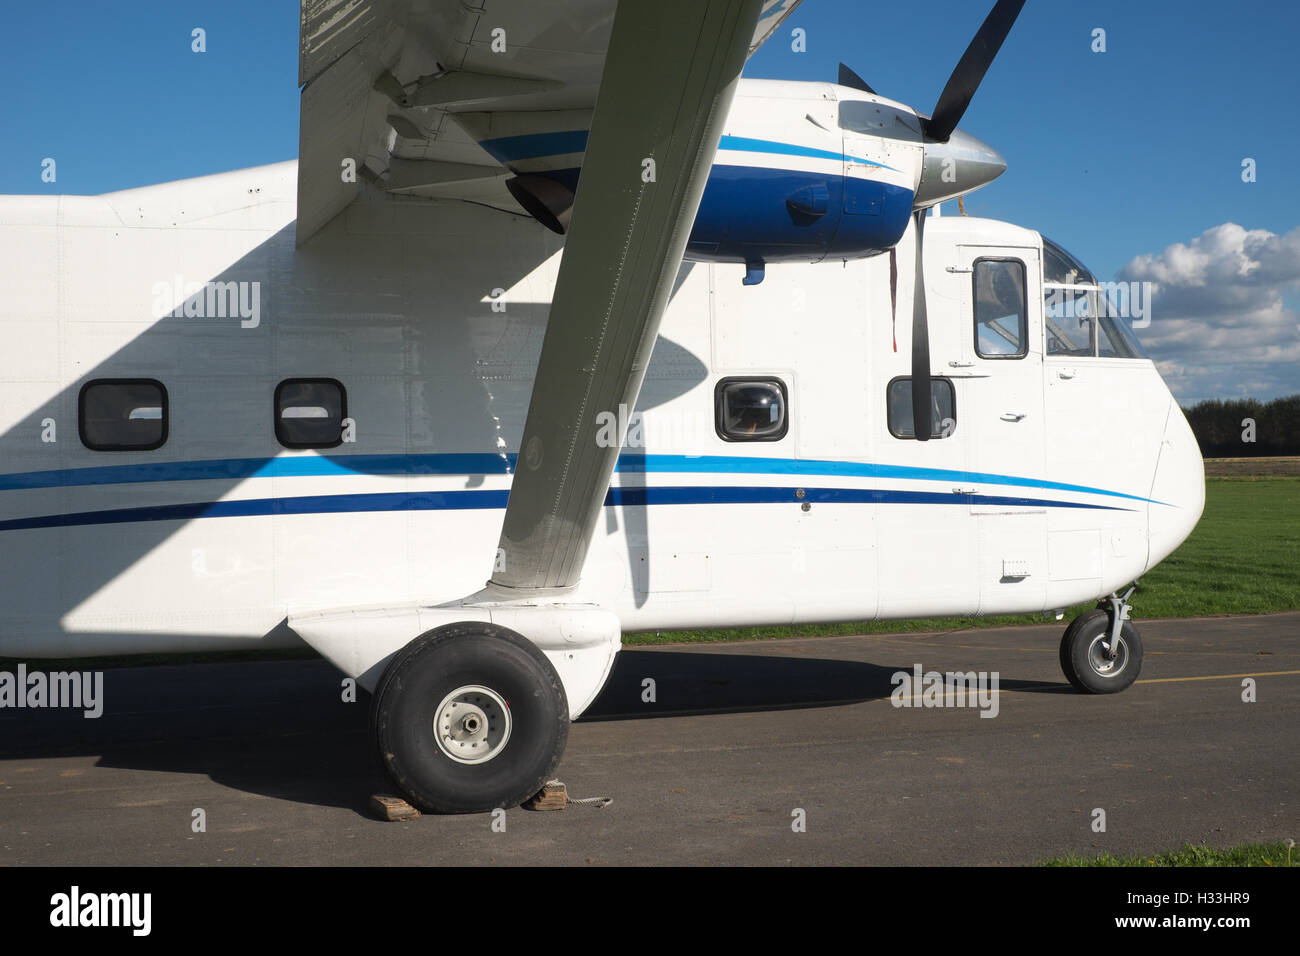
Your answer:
0;648;1066;813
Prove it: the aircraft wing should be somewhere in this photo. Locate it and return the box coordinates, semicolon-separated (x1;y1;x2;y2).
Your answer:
296;0;800;244
297;0;796;595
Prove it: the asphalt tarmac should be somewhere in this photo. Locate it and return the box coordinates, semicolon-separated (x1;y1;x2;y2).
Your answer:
1;613;1296;865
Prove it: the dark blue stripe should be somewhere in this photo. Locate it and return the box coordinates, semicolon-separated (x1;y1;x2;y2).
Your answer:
0;453;515;490
0;486;1124;532
0;452;1163;505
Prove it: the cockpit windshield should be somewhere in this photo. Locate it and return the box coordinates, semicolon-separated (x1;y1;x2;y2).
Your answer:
1042;237;1148;359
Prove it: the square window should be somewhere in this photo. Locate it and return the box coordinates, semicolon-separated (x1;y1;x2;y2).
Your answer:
275;379;346;449
974;258;1027;358
715;378;788;442
79;379;168;451
887;377;956;439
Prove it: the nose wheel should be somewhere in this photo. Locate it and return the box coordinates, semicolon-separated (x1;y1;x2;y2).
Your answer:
1059;587;1143;693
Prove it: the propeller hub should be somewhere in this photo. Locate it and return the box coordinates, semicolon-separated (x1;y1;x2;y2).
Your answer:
914;129;1006;209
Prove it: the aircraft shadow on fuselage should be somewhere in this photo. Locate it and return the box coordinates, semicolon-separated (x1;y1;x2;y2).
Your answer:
1;207;704;653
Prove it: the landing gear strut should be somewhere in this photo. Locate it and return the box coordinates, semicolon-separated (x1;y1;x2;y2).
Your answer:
1059;584;1143;694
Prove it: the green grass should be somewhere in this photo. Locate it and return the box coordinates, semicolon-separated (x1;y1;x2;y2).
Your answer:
1136;479;1300;616
1040;841;1298;867
625;476;1300;646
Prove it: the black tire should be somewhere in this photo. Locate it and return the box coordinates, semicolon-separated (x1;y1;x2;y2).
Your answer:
371;622;569;813
1059;608;1143;694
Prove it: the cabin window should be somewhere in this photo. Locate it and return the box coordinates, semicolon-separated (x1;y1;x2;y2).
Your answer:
275;379;346;449
78;379;168;451
973;258;1027;358
715;378;788;442
887;377;956;440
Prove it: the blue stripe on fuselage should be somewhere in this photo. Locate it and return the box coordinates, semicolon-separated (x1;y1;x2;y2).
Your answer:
718;135;894;170
0;486;1125;533
0;452;1163;505
477;129;897;172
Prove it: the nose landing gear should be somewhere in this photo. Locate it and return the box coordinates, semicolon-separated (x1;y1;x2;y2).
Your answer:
1059;584;1143;693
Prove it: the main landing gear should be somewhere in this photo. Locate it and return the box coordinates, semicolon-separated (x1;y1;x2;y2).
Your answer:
1059;584;1144;694
371;622;570;813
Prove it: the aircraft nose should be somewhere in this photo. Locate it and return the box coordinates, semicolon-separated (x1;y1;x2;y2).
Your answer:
1146;399;1206;571
914;129;1007;208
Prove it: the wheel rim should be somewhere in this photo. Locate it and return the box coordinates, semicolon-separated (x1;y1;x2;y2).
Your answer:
434;685;511;764
1085;633;1129;678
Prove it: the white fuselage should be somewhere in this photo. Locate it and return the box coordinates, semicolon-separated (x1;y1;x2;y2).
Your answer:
0;159;1204;659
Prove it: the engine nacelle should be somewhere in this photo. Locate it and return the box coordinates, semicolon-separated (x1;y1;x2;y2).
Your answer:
474;79;1004;280
684;152;915;268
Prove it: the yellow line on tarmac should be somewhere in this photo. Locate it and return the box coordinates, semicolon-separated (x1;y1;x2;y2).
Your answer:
887;670;1300;704
1137;669;1300;684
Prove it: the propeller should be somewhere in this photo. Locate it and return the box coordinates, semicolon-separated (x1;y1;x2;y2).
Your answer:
847;0;1025;440
837;62;875;95
910;209;932;441
922;0;1027;143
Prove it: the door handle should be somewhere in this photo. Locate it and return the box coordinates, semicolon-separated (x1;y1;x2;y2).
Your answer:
947;360;975;368
1000;412;1027;422
1057;369;1076;380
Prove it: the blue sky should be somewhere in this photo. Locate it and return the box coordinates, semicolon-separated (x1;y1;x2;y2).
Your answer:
2;0;1297;401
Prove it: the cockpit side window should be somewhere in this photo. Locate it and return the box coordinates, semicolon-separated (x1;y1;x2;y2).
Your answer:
973;258;1027;359
1042;236;1150;360
1045;286;1095;356
1098;312;1149;359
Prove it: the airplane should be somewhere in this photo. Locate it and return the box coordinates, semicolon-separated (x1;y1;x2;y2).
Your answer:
0;0;1204;814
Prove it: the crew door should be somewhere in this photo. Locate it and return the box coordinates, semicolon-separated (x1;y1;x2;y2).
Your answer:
952;243;1048;614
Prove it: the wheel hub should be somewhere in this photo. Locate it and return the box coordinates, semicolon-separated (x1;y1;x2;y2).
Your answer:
1086;634;1128;677
434;685;511;764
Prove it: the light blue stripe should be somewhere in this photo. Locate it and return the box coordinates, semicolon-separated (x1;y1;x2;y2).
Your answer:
718;135;896;171
0;452;1165;506
476;129;898;173
620;455;1161;505
0;485;1127;533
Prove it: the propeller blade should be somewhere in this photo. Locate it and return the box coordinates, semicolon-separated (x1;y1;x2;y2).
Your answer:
922;0;1026;143
837;62;876;95
911;209;932;442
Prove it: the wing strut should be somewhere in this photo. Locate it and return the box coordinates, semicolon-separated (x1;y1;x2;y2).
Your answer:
489;0;763;593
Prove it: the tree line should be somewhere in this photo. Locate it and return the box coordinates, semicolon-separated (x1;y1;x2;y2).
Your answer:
1181;395;1300;458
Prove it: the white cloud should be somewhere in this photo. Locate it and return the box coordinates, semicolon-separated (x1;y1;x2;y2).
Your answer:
1119;223;1300;403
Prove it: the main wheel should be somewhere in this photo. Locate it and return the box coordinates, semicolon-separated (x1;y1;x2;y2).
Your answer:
1059;608;1143;694
372;622;569;813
